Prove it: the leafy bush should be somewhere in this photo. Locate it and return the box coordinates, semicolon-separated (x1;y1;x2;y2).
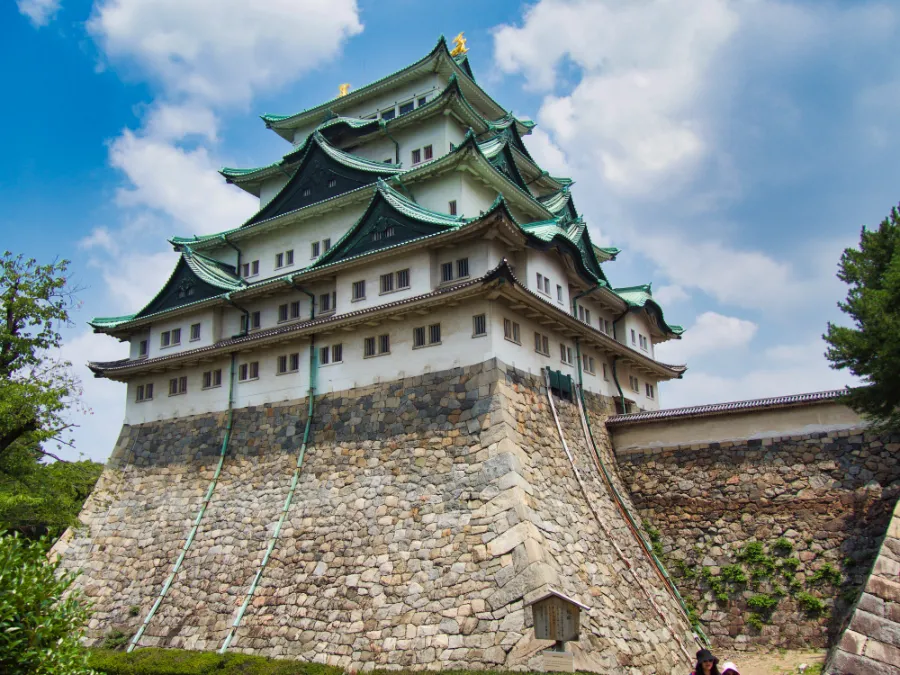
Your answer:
720;565;747;585
0;532;92;674
747;594;779;613
796;591;827;617
808;563;842;586
746;613;765;631
88;648;347;675
773;538;794;555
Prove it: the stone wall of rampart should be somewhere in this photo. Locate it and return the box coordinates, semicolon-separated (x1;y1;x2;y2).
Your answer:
54;360;695;673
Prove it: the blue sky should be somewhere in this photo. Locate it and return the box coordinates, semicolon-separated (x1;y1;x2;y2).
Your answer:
4;0;899;462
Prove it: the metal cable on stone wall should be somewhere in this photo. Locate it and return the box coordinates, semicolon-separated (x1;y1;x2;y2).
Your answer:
542;369;694;665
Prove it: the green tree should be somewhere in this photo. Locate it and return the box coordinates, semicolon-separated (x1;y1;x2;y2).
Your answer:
0;532;92;674
0;252;83;459
824;205;900;429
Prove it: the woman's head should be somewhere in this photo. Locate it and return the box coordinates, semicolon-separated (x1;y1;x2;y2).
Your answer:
695;649;719;675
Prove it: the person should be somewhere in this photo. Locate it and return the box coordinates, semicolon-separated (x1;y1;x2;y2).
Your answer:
691;649;721;675
720;662;739;675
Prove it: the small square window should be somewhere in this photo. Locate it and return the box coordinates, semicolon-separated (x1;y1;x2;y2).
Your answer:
380;272;394;294
503;318;520;344
171;328;181;345
456;258;469;279
327;178;337;188
311;241;321;258
364;336;376;357
411;148;421;164
302;187;312;197
160;331;170;347
381;108;396;121
251;260;259;276
276;252;284;268
399;100;414;115
332;343;343;363
251;311;261;329
324;238;331;251
286;250;294;265
319;292;332;312
413;326;426;348
320;345;330;365
448;200;457;216
378;334;390;354
440;262;453;283
139;339;148;356
190;323;201;341
352;280;366;301
472;314;486;337
278;304;289;322
423;145;433;160
429;323;441;344
396;269;410;289
417;96;427;107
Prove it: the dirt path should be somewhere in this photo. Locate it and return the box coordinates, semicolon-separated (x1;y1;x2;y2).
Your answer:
713;649;826;675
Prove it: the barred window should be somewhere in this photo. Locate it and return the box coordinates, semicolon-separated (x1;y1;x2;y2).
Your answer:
379;334;390;354
534;332;549;356
251;260;259;275
456;257;469;279
448;200;457;216
424;144;433;160
278;304;289;322
381;272;394;294
645;383;655;399
332;344;343;363
399;100;414;115
160;331;171;347
320;345;330;365
503;319;520;344
139;339;148;356
171;328;181;344
311;241;321;258
286;250;294;265
190;323;201;341
352;280;366;301
168;376;187;396
251;311;261;329
276;252;284;268
472;314;486;337
364;337;376;357
396;269;410;289
413;326;426;348
290;301;301;319
202;369;223;389
429;323;441;344
411;148;421;164
440;262;453;283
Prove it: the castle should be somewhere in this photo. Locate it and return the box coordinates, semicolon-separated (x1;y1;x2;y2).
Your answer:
57;35;900;675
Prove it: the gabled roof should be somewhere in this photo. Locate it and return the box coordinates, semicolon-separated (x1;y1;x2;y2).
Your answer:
477;133;531;193
520;216;608;285
539;188;579;221
261;36;516;140
242;133;402;226
613;283;684;336
313;180;470;267
90;248;243;329
593;244;620;262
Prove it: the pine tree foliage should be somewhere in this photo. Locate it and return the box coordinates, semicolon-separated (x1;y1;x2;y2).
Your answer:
824;204;900;429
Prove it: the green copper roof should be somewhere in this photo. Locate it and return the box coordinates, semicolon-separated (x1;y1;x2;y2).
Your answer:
613;283;684;336
183;248;244;291
89;313;137;329
290;132;404;173
594;245;620;260
539;189;573;214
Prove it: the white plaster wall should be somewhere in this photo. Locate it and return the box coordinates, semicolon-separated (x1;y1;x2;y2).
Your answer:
616;360;660;411
129;328;150;360
259;174;290;208
336;249;430;314
523;248;569;308
621;312;654;359
412;173;461;216
144;309;217;360
460;175;501;220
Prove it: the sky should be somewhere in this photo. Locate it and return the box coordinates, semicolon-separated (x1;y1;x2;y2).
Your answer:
3;0;898;463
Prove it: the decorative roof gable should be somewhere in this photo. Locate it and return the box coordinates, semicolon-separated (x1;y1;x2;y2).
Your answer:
314;181;469;267
244;134;401;226
137;250;241;320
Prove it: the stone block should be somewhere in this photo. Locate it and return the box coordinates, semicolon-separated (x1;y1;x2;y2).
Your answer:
864;638;900;668
849;610;900;647
830;650;899;675
868;576;900;604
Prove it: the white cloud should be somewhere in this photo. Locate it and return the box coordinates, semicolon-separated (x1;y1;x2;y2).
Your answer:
102;249;179;313
653;285;689;306
656;311;757;364
109;130;256;235
660;338;858;408
143;103;219;142
78;226;118;254
494;0;738;190
17;0;60;27
88;0;363;106
523;128;571;178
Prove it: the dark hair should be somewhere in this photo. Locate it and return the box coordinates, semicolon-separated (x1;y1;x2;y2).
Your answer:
694;649;720;675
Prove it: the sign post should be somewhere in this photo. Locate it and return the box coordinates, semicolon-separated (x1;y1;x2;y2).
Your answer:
525;589;589;672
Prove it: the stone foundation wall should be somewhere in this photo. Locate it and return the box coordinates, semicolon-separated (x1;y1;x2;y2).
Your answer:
616;428;900;651
54;360;695;673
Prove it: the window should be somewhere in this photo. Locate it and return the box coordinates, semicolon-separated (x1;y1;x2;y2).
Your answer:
417;96;428;107
160;331;171;347
139;339;148;357
645;383;655;399
473;314;487;337
241;261;259;278
534;332;550;356
604;319;612;335
423;144;433;160
278;304;289;322
503;318;521;344
251;311;261;329
440;262;453;283
448;200;457;216
639;335;649;351
276;252;284;268
190;323;201;341
136;383;154;402
536;273;544;292
578;306;591;324
319;292;336;313
602;363;609;381
277;353;300;374
380;272;394;294
242;263;250;277
560;344;573;365
364;334;390;357
399;100;414;115
631;329;637;345
323;238;331;251
311;241;321;258
456;258;469;279
557;285;563;303
290;300;301;319
168;376;187;396
629;375;640;392
372;227;394;242
411;148;421;164
415;323;441;348
578;306;585;321
275;250;294;268
352;280;366;301
327;178;337;188
413;326;425;348
585;356;596;375
202;369;222;389
380;108;395;121
302;188;312;197
384;158;393;164
320;344;342;365
239;362;259;381
171;328;181;344
429;323;441;345
396;268;410;289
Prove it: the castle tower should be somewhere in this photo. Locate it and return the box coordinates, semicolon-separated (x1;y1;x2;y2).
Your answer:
57;36;696;672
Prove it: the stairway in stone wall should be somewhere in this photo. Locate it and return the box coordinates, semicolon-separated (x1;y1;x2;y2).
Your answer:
826;497;900;674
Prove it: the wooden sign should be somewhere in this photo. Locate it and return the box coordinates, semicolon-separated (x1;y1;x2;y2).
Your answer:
531;594;583;642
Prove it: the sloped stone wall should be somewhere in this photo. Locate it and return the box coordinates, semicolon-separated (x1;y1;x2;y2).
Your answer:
827;497;900;674
54;360;695;673
616;428;900;651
